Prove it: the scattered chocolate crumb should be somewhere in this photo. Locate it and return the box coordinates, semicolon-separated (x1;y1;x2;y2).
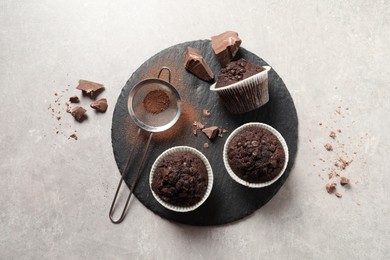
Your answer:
338;129;342;133
338;157;352;170
70;106;87;122
69;133;78;140
54;93;58;96
324;143;333;151
329;131;336;139
202;126;219;140
56;131;59;134
56;116;61;121
319;122;322;126
203;109;211;117
193;129;197;136
193;121;205;130
326;183;337;193
340;176;350;186
203;143;209;149
69;96;80;103
335;192;342;198
335;106;341;114
76;80;104;97
90;98;108;113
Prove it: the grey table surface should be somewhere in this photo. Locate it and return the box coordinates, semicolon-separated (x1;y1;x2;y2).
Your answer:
1;0;389;259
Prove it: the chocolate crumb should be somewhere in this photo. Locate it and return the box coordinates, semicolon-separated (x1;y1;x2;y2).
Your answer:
338;129;342;133
69;133;78;140
324;143;333;151
335;192;342;198
202;126;219;140
90;98;108;113
203;143;209;149
193;129;197;136
194;121;205;130
203;109;211;117
340;176;350;186
326;183;336;193
69;96;80;103
56;116;61;121
329;131;336;139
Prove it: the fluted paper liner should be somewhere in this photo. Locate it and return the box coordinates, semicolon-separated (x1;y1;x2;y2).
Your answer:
150;146;214;212
210;66;271;114
223;122;289;188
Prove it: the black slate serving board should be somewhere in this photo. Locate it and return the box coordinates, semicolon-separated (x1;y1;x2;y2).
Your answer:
111;40;298;226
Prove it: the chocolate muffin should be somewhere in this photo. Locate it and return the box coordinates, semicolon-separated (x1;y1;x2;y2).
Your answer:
225;123;287;185
215;59;265;88
210;60;271;114
151;150;209;207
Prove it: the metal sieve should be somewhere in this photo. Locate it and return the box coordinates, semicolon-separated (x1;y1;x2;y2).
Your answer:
109;67;182;224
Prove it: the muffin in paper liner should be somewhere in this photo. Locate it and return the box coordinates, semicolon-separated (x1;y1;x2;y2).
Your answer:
149;146;213;212
223;122;289;188
210;66;271;114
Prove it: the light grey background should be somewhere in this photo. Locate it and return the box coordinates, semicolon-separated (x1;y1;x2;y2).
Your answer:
1;0;389;259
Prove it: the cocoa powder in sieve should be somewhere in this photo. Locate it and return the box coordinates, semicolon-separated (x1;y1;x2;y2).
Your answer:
143;90;170;114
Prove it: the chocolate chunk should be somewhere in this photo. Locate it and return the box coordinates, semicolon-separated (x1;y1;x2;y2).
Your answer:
90;98;108;113
69;96;80;103
340;176;350;186
76;80;104;97
69;133;78;140
143;90;170;114
335;192;342;198
326;183;336;193
329;131;336;139
70;106;87;122
211;31;242;66
184;47;214;82
202;126;219;140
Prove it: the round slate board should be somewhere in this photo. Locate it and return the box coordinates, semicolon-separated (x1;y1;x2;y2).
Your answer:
111;40;298;226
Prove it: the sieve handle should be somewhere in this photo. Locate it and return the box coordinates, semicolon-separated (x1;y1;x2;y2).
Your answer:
109;128;153;224
157;67;171;83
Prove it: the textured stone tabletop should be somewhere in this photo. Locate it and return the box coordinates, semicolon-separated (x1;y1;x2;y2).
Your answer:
1;0;389;259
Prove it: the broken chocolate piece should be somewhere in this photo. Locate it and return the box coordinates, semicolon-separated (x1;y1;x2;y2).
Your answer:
211;31;242;66
69;96;80;103
76;80;104;97
203;109;211;117
329;131;336;139
326;183;336;193
335;192;342;198
90;98;108;113
202;126;219;140
69;133;78;140
70;106;87;122
340;176;350;186
184;47;214;82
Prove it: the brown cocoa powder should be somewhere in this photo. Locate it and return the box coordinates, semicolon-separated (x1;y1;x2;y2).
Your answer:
143;90;170;114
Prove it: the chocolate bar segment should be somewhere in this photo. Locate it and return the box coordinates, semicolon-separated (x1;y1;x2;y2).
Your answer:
90;98;108;113
211;31;242;67
184;47;214;82
76;80;104;97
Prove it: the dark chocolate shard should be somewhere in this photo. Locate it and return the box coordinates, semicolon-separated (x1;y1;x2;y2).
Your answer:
340;176;350;186
184;47;214;82
69;95;80;103
211;31;242;67
202;126;219;140
70;106;87;122
76;80;104;97
90;98;108;113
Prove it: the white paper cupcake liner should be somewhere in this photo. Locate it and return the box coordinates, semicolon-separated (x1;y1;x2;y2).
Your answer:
223;122;289;188
210;66;271;114
149;146;214;212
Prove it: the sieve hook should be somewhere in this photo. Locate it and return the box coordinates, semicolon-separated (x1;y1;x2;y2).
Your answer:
157;66;171;83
